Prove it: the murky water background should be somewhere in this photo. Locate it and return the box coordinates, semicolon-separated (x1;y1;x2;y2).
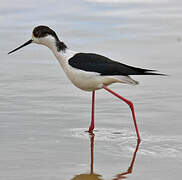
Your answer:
0;0;182;179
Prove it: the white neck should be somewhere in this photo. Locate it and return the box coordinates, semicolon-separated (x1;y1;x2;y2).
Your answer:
48;44;77;68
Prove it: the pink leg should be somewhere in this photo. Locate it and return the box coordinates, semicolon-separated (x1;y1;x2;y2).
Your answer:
102;85;141;142
89;91;95;132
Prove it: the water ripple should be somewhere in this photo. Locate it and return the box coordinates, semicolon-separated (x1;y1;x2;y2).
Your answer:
69;128;182;160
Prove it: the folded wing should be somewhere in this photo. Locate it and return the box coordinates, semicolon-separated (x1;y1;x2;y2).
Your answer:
68;53;163;76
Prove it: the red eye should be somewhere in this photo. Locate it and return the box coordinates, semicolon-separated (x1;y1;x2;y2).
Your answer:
33;31;39;37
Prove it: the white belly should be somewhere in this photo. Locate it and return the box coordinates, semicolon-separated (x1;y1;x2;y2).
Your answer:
64;66;118;91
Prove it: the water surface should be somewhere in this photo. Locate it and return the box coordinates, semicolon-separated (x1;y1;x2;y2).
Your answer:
0;0;182;179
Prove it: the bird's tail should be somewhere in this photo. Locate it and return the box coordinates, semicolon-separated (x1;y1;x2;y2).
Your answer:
114;76;139;85
123;64;166;76
139;69;166;76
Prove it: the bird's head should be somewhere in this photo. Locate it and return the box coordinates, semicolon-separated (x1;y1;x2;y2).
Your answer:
32;25;59;46
8;25;66;54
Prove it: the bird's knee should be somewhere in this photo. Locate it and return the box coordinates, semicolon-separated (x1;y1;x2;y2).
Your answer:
127;100;134;109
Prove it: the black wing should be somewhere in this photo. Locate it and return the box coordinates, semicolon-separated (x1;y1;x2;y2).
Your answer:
68;53;161;76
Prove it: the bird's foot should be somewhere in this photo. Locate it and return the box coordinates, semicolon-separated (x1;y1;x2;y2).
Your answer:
84;125;94;134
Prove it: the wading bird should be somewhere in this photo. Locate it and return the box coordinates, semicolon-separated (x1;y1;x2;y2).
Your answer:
8;25;164;142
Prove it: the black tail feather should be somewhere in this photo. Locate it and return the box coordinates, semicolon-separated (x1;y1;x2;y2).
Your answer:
142;71;167;76
139;69;166;76
123;64;166;76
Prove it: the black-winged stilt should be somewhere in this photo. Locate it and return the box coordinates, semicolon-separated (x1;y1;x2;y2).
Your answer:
8;25;165;142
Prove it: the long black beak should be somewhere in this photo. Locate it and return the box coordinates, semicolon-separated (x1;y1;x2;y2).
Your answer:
8;39;33;54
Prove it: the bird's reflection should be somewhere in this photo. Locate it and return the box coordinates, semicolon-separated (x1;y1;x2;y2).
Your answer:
71;133;140;180
112;139;140;180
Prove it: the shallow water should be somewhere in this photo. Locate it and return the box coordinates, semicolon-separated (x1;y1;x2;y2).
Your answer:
0;0;182;179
